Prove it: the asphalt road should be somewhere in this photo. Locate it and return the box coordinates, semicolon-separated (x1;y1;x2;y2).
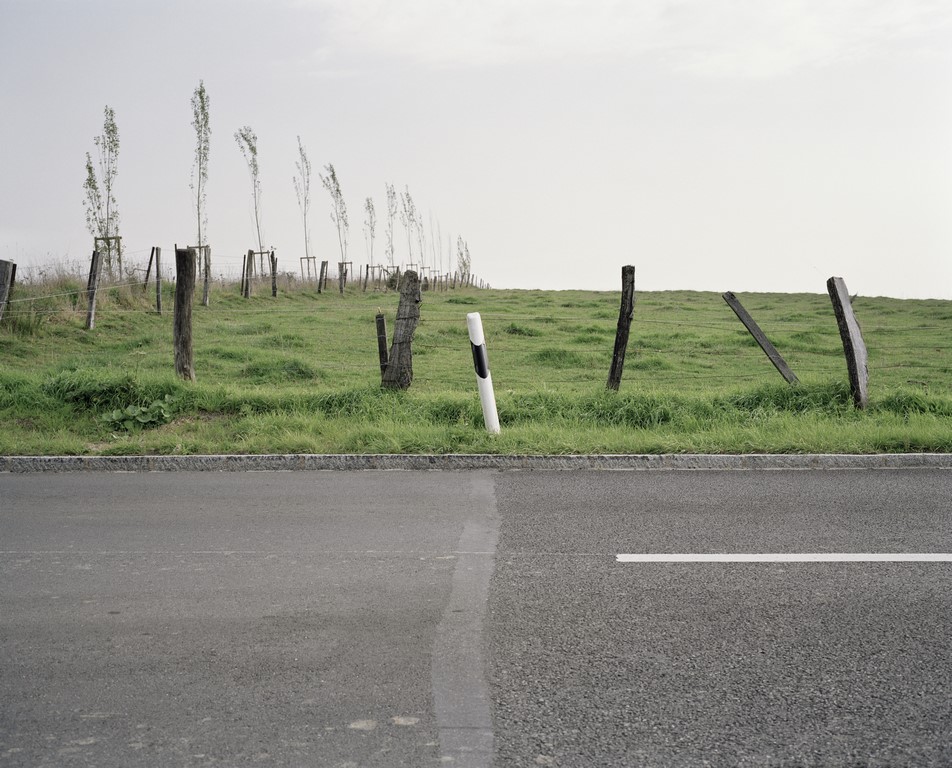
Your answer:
1;468;951;767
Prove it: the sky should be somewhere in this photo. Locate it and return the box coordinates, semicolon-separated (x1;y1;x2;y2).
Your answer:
1;0;951;298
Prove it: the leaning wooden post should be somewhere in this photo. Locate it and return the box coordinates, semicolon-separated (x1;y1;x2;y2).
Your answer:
827;276;868;408
381;271;421;390
269;250;278;297
144;247;155;290
85;250;103;330
723;291;799;385
154;247;163;315
174;247;197;382
318;260;328;293
606;265;636;391
0;259;16;323
243;249;253;299
375;312;389;378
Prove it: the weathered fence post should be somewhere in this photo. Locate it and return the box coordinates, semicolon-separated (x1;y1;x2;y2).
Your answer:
144;247;155;290
243;249;253;298
174;247;197;382
85;250;103;330
827;276;868;408
722;291;799;385
269;250;278;297
381;270;421;390
606;265;636;391
155;247;163;315
0;259;16;323
202;246;211;307
375;312;389;378
318;261;328;293
467;312;501;434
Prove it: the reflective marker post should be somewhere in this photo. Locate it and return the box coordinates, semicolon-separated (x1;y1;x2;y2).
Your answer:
466;312;500;434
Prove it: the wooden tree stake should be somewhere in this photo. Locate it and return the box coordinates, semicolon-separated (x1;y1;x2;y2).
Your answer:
606;265;636;391
174;247;197;382
827;276;868;408
270;250;278;297
381;271;421;390
723;291;799;385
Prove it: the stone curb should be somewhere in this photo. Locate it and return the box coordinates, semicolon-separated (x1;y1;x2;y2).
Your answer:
2;453;952;473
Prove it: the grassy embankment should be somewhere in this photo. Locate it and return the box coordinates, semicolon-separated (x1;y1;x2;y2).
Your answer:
1;269;950;455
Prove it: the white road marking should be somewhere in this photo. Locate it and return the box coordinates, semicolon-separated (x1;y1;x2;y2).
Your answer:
616;553;952;563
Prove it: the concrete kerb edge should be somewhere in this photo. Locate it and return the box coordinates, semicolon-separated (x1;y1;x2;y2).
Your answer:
2;454;952;473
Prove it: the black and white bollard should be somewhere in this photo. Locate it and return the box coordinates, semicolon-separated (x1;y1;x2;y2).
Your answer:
466;312;500;434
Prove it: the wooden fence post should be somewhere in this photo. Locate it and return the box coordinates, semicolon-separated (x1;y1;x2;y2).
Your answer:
85;250;103;330
0;259;16;323
606;265;636;391
381;270;421;390
155;247;163;315
243;249;253;298
827;276;868;408
317;261;327;293
144;247;155;290
375;312;389;378
722;291;799;385
174;247;197;382
202;246;211;307
269;250;278;297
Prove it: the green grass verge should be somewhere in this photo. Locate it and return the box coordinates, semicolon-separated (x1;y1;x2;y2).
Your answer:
1;274;950;455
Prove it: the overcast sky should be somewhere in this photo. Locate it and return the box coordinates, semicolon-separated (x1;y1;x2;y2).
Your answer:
2;0;951;298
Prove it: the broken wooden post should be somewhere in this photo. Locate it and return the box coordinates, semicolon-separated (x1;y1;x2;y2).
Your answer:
85;250;103;330
154;247;163;315
269;250;278;297
381;270;421;390
722;291;799;385
606;265;636;391
827;276;868;408
174;247;197;382
0;259;16;323
375;312;389;377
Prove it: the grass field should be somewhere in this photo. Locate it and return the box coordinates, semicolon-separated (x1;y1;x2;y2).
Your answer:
1;269;951;455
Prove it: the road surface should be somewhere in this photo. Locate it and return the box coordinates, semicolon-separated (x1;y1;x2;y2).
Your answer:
2;468;950;766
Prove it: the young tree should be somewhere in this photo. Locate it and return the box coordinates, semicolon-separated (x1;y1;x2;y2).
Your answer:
457;235;471;282
190;81;210;248
292;136;312;265
399;187;416;264
363;197;376;267
385;183;397;267
191;82;211;305
83;105;121;277
320;163;348;265
234;126;264;266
